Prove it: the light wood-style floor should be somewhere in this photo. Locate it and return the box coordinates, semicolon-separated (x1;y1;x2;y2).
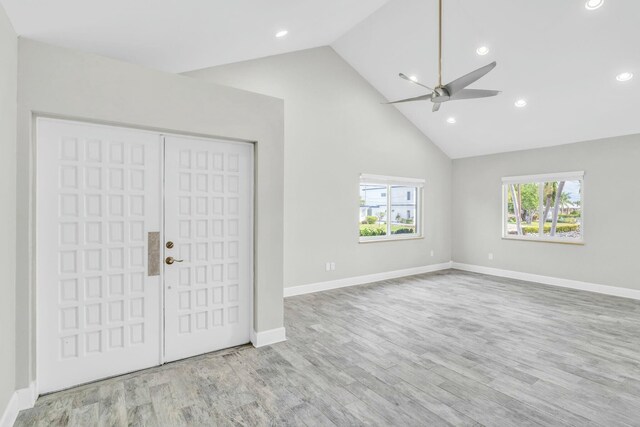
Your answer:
15;270;640;426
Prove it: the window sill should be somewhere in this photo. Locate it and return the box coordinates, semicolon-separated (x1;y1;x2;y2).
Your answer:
359;235;424;243
502;236;584;245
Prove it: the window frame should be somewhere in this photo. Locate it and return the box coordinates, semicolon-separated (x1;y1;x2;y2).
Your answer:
501;171;585;245
359;174;425;243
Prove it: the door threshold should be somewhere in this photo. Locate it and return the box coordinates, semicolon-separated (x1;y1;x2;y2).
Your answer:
38;342;254;398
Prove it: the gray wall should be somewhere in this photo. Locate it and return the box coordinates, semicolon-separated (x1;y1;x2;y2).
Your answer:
185;47;452;288
0;2;17;415
15;39;285;390
452;135;640;291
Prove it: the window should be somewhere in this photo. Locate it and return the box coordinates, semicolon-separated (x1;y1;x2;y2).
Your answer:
502;172;584;243
359;174;424;242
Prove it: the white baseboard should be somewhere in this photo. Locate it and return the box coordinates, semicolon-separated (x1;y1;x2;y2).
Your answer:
283;262;453;298
250;327;286;348
1;382;37;427
452;262;640;301
282;260;639;301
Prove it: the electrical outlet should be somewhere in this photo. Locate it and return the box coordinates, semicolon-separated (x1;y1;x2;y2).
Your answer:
330;262;336;271
325;262;331;272
430;250;434;257
488;253;494;260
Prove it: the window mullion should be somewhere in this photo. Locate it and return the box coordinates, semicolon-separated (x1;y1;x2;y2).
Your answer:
538;182;544;237
386;184;392;238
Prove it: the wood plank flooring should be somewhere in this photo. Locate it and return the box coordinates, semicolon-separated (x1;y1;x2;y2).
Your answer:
15;270;640;426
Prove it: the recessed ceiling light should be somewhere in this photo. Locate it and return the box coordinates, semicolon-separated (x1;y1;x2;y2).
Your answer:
616;72;633;82
275;30;288;38
476;46;489;56
409;75;418;82
446;117;456;124
585;0;604;10
515;99;527;108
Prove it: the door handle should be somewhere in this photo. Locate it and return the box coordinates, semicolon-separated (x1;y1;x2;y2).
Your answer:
165;256;184;265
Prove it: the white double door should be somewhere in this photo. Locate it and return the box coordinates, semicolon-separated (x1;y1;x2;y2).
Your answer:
37;118;253;393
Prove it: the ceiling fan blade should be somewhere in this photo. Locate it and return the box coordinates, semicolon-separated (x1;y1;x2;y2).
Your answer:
432;102;441;112
450;89;501;100
399;73;434;91
383;94;433;104
444;61;497;95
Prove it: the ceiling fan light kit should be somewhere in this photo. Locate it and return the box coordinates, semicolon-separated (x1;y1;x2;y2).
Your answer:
385;0;500;112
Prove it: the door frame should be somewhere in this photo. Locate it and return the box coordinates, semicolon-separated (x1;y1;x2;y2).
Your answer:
34;116;255;393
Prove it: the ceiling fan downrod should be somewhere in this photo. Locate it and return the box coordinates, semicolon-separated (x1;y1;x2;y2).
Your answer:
438;0;443;88
383;0;500;111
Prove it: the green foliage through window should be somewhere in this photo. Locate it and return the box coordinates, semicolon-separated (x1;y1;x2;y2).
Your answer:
504;176;582;241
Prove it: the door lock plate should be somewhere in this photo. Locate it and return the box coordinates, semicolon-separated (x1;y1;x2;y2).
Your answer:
148;232;160;276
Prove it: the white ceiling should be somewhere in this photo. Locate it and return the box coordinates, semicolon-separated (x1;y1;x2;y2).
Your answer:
334;0;640;158
2;0;639;158
0;0;389;72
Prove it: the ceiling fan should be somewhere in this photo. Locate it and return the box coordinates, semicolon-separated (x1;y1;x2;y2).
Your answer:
385;0;500;112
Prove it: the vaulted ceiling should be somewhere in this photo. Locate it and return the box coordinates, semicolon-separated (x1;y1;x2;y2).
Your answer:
0;0;389;72
333;0;640;158
2;0;638;158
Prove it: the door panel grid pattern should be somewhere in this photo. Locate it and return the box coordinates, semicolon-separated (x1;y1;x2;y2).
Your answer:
56;137;151;357
174;149;242;333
